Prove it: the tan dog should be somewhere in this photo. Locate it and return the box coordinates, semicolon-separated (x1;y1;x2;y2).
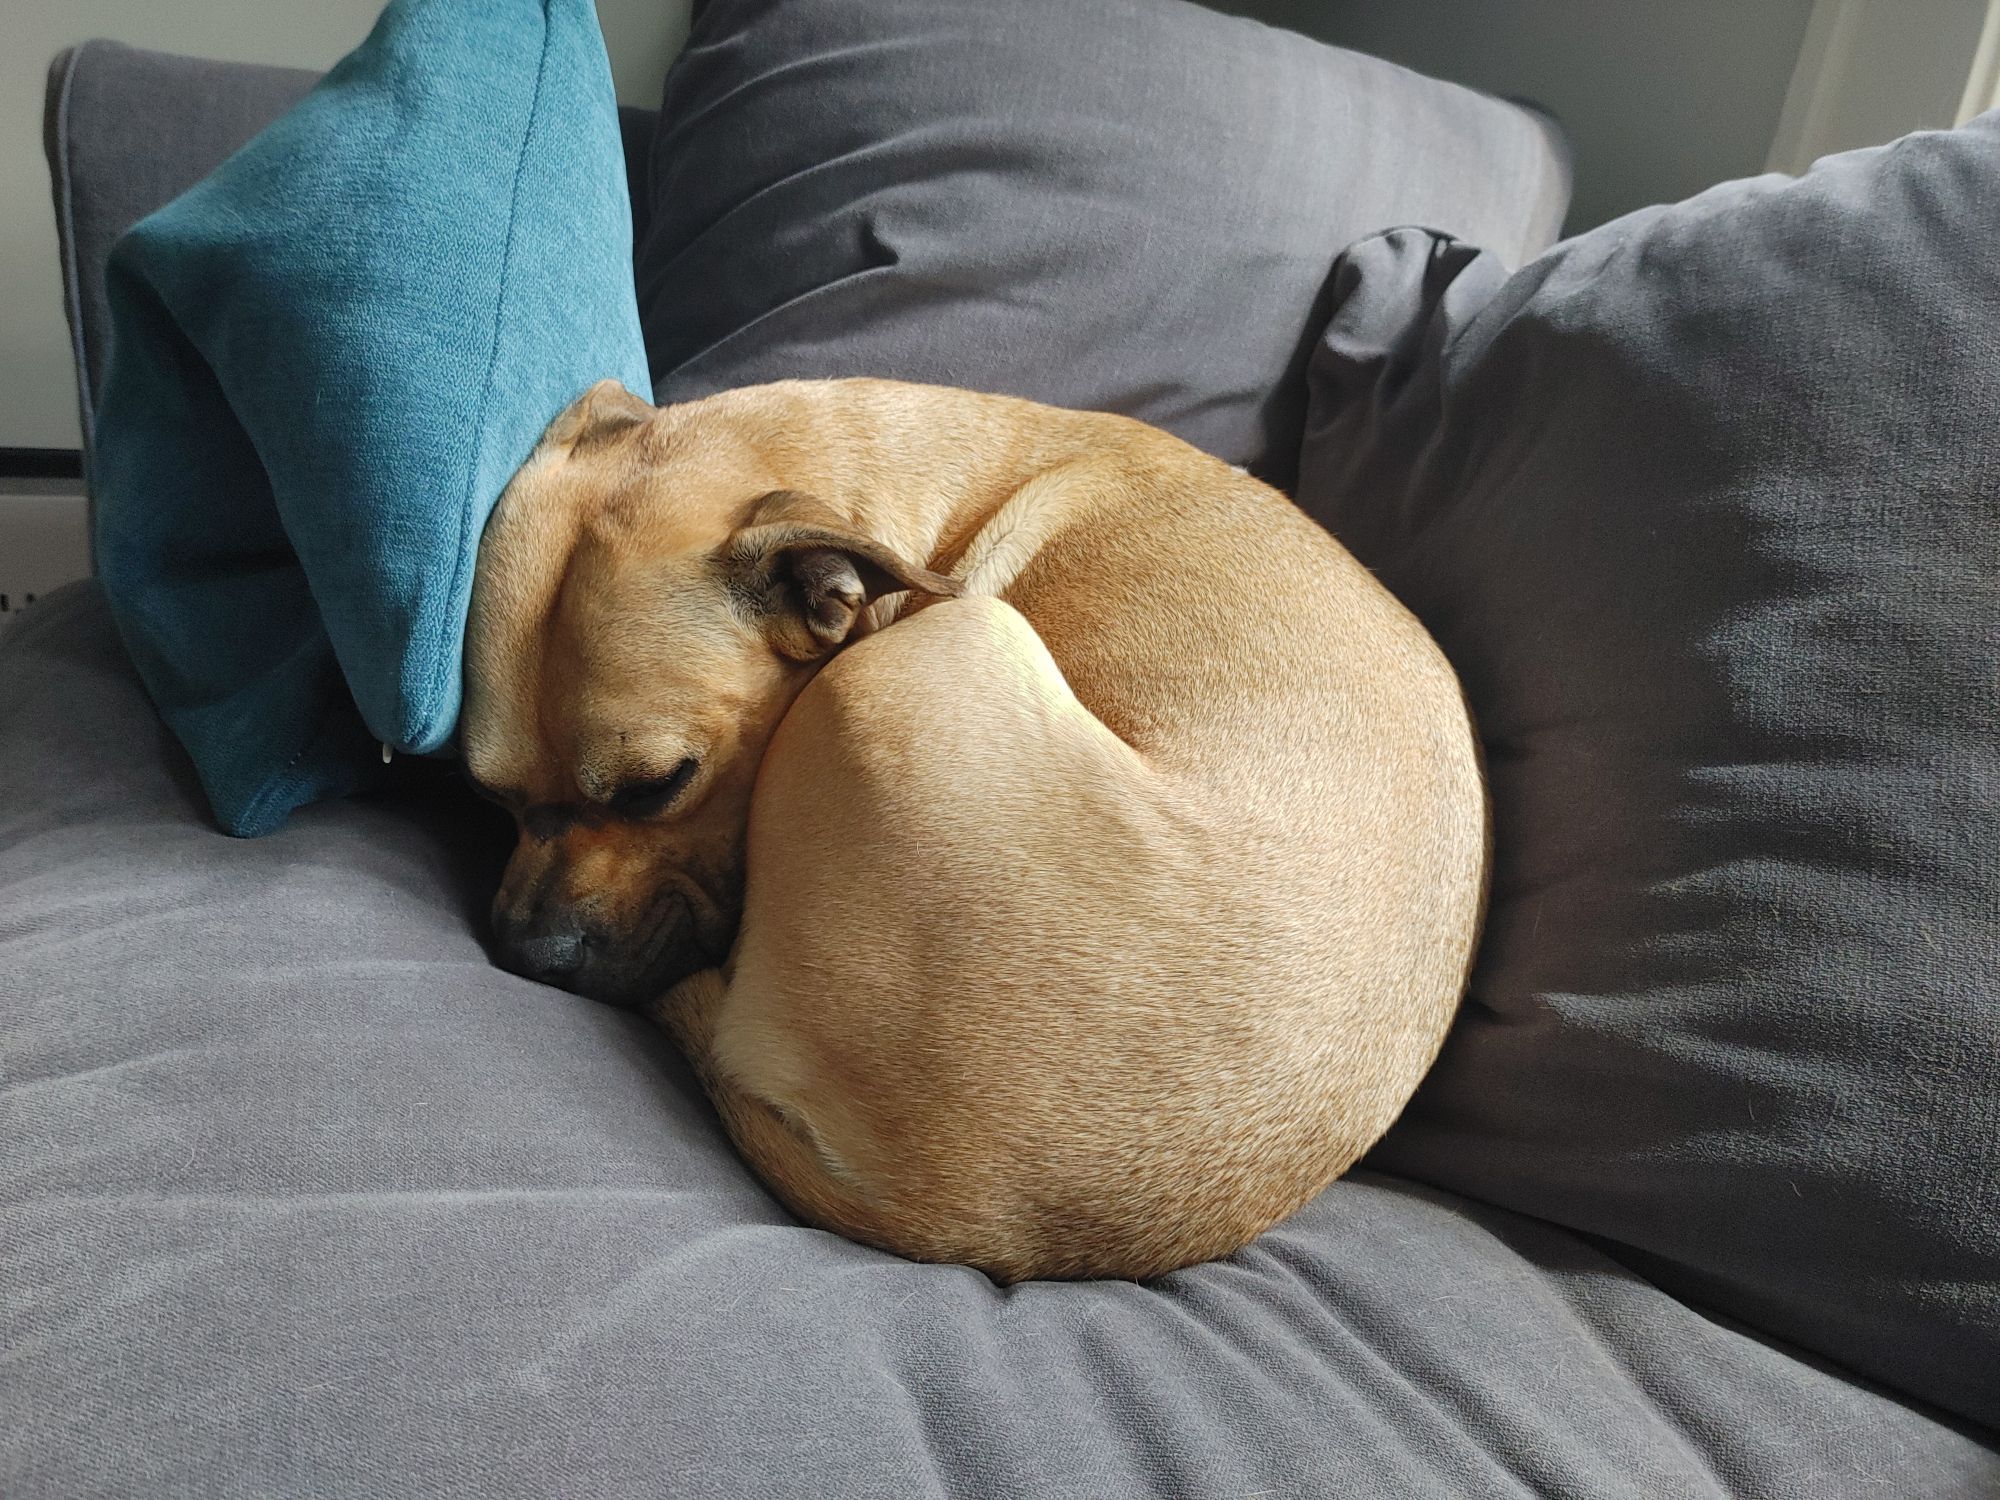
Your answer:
462;377;1487;1282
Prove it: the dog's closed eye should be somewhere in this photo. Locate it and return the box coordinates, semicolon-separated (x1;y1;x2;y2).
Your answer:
609;757;700;819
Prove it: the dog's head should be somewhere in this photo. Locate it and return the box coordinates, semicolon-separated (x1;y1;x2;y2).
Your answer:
461;381;957;1006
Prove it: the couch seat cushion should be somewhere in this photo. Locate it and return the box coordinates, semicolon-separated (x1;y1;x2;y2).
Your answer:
3;586;1992;1497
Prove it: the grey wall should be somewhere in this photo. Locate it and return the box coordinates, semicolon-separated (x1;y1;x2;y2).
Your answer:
1214;0;1818;233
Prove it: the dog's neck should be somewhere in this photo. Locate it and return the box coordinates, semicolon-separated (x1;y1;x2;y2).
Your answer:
862;465;1097;628
686;379;1116;617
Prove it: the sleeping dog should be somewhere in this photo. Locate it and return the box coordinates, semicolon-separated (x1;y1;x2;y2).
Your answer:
461;377;1487;1281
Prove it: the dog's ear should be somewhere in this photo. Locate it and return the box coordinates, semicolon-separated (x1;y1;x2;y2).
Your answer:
727;502;962;660
543;379;654;450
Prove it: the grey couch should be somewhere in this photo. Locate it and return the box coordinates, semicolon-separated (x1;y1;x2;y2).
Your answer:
6;33;1996;1500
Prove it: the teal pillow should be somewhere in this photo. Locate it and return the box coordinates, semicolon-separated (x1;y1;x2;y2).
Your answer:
92;0;649;836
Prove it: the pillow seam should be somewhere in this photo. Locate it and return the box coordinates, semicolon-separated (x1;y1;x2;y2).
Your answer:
50;46;94;453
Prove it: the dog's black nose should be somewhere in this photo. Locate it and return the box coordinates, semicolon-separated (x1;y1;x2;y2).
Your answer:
514;931;585;979
495;915;589;986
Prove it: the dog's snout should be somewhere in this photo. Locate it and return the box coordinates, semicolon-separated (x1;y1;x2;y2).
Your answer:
490;873;721;1008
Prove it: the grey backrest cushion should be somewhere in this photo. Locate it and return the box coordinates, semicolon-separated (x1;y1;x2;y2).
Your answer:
43;40;659;451
1298;119;2000;1430
639;0;1571;491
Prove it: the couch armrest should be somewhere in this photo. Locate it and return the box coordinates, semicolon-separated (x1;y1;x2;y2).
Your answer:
42;40;658;465
44;43;321;456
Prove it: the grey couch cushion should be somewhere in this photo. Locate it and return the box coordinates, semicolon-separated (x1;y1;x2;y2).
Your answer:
638;0;1571;491
4;584;1995;1497
1299;119;2000;1431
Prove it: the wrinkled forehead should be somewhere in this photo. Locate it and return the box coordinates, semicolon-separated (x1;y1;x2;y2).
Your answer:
549;541;743;700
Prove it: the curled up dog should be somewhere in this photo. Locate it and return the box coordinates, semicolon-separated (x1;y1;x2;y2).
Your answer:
461;376;1488;1282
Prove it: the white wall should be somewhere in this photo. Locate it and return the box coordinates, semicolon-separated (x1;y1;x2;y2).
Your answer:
1769;0;1996;172
0;0;691;452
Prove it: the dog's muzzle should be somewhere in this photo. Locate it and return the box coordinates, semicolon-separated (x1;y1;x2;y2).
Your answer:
491;893;706;1008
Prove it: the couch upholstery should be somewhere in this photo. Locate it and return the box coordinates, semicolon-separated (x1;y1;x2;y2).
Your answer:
7;581;1994;1497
